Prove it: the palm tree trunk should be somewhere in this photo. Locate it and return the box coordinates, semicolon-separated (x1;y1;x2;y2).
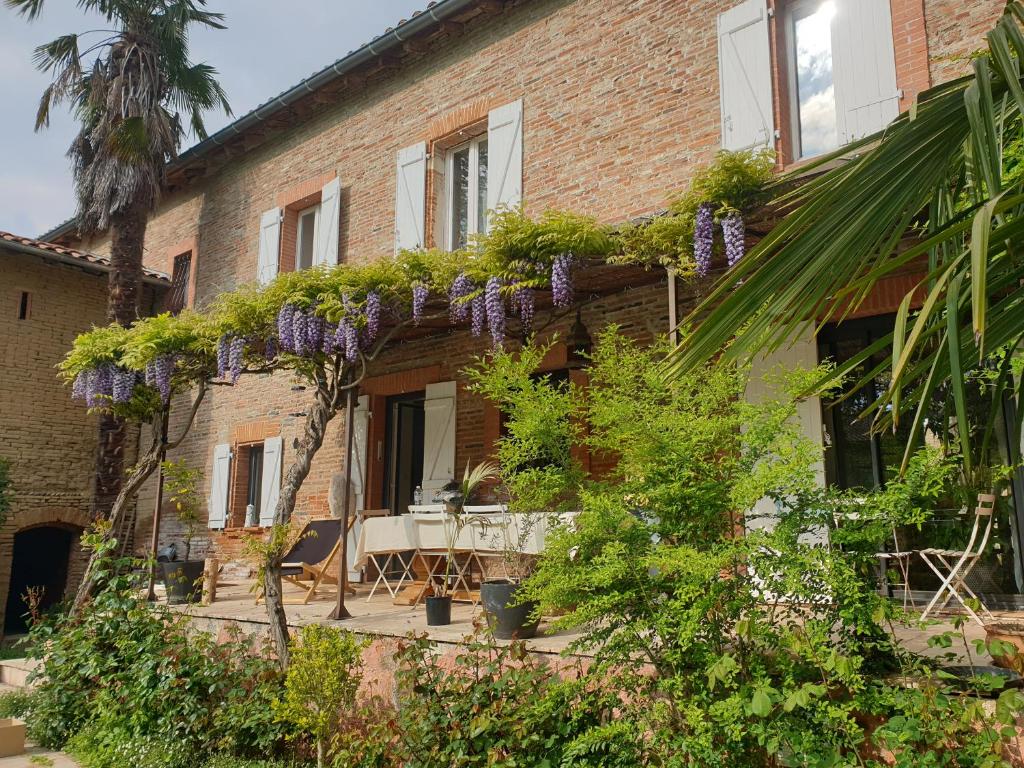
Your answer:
92;204;149;540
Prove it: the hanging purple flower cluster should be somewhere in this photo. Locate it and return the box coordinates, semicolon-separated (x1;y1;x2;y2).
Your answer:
73;363;133;408
551;253;574;308
471;295;486;337
365;291;381;342
412;283;429;325
512;286;535;334
217;335;230;379
721;211;745;267
449;273;474;324
153;354;175;403
485;277;505;347
694;202;714;278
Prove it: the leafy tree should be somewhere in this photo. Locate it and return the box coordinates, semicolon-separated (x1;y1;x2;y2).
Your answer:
7;0;232;520
667;4;1024;475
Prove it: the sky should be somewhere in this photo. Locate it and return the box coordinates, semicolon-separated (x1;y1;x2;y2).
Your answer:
0;0;427;238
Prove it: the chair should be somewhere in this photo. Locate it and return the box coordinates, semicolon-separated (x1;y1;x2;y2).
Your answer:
257;518;349;605
919;493;997;626
830;503;914;609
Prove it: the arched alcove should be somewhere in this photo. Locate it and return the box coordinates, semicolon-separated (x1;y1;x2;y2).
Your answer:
3;523;82;635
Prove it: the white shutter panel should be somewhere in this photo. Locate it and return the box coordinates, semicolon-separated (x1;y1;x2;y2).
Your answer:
744;331;826;536
395;142;427;253
208;443;231;530
422;381;456;493
314;177;341;266
717;0;774;151
831;0;899;145
259;436;284;527
486;99;523;216
346;395;370;580
257;207;282;285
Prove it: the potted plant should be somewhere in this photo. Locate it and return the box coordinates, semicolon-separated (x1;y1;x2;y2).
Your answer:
426;461;499;626
159;460;205;604
480;508;546;639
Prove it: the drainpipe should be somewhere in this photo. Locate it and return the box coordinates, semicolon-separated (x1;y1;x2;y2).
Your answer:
667;268;679;345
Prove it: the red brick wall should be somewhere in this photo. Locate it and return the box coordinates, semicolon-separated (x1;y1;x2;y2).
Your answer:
924;0;1005;85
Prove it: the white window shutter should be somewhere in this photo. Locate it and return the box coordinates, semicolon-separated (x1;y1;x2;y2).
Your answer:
831;0;899;145
346;395;370;580
717;0;774;151
314;177;341;267
395;142;427;253
486;99;523;216
422;381;456;493
208;443;231;530
260;436;284;527
257;207;282;285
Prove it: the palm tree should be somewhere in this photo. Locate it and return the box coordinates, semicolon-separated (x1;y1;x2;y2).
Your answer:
667;2;1024;475
8;0;230;533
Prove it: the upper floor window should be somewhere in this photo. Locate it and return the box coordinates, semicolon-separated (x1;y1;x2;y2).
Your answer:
788;0;838;158
295;203;321;271
446;137;489;251
164;251;192;315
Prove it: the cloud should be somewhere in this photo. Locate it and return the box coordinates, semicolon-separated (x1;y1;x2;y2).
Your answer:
0;0;427;237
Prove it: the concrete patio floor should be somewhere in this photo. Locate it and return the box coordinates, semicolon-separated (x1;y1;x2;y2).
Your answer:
168;578;1007;665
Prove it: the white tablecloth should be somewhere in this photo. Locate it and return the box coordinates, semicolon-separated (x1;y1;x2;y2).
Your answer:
353;511;570;568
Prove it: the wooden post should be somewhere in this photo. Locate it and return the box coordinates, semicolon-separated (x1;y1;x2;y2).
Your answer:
146;411;170;602
203;557;219;604
330;385;356;620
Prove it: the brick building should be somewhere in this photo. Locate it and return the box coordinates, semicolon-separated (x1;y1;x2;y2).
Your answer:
46;0;1007;580
0;233;167;633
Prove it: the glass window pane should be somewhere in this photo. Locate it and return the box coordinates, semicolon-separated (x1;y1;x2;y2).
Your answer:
794;2;837;157
450;147;470;250
476;140;489;235
297;210;316;270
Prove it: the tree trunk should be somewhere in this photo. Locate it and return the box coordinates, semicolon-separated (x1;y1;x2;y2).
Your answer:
265;386;338;668
90;204;150;530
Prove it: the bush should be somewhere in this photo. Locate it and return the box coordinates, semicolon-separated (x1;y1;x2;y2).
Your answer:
0;689;32;719
22;533;291;761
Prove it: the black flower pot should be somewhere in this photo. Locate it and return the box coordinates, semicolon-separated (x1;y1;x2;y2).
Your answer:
425;595;452;626
161;560;204;605
480;579;539;639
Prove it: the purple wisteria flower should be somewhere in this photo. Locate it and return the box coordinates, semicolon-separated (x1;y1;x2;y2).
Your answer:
694;202;714;278
228;337;245;384
291;311;308;357
144;360;156;388
112;367;136;404
412;283;428;324
551;253;574;308
365;291;381;343
449;273;474;323
344;321;360;362
277;305;295;353
722;211;745;267
265;337;278;361
471;295;486;337
72;370;87;401
217;335;230;379
485;277;505;347
514;287;535;333
154;354;175;403
307;314;325;353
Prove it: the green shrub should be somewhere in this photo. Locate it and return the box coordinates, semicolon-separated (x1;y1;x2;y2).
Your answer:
22;533;291;760
274;625;367;768
0;689;33;718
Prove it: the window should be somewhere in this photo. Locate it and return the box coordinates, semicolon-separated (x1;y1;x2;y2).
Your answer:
246;444;264;517
788;0;838;158
446;137;488;250
17;291;30;320
295;204;320;271
164;251;192;315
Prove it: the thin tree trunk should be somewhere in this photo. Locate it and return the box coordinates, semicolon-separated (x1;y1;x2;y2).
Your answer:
265;384;338;668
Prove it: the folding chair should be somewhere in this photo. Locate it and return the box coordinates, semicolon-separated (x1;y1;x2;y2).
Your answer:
253;518;353;605
919;493;997;626
876;523;916;610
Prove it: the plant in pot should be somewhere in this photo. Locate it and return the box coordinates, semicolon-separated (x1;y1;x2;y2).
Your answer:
159;459;205;605
426;460;499;626
465;343;583;640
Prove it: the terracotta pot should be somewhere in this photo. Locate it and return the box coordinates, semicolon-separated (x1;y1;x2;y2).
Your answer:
984;621;1024;673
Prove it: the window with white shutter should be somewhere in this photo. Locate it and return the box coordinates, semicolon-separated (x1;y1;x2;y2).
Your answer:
421;381;456;494
257;208;282;285
208;443;232;530
782;0;898;158
313;176;341;266
395;142;427;253
717;0;774;151
259;436;283;527
486;100;523;215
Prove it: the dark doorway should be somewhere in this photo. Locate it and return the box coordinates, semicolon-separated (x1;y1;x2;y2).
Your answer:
4;526;76;634
382;392;426;515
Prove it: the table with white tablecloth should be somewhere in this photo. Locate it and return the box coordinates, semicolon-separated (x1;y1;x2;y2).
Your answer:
353;510;572;602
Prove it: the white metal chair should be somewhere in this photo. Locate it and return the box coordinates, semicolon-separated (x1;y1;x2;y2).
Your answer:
919;493;997;626
830;503;915;609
